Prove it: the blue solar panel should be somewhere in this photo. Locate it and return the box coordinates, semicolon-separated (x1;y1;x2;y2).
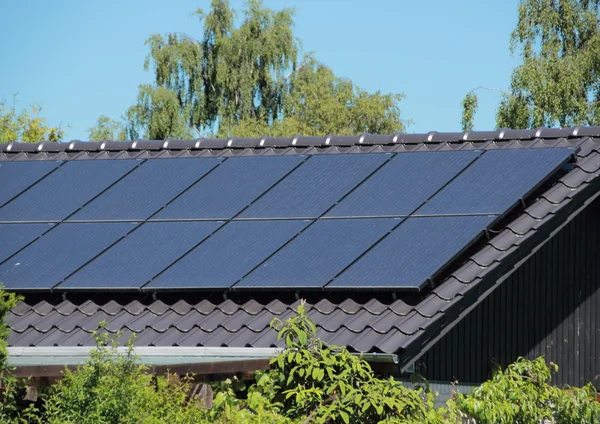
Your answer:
235;218;400;289
70;158;222;221
146;220;310;290
239;154;390;219
416;148;575;215
328;215;496;290
0;223;55;263
57;221;223;290
0;160;140;222
0;161;61;207
154;156;304;220
326;151;480;217
0;222;136;290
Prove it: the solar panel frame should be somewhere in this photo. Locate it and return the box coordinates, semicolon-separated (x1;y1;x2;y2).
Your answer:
234;218;402;290
0;222;137;291
153;155;306;221
0;161;62;208
69;158;223;221
327;215;497;290
415;148;576;216
0;160;141;222
239;153;392;219
57;221;224;291
145;219;311;291
325;150;481;218
0;223;56;264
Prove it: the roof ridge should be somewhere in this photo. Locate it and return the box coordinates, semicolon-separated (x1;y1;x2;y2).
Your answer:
3;127;600;154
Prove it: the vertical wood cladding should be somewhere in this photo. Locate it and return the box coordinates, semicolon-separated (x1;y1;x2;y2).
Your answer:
419;197;600;388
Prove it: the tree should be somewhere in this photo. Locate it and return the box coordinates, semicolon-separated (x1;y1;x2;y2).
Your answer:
88;115;127;142
90;0;407;140
0;98;64;143
462;0;600;130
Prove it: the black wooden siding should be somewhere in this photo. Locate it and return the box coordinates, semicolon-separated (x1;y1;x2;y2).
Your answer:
418;196;600;389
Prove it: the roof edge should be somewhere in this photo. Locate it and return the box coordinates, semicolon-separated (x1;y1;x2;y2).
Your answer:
3;126;600;153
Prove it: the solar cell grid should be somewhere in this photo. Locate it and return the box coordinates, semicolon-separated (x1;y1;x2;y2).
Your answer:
70;158;222;221
0;223;55;263
0;160;141;222
0;161;62;208
58;221;224;290
0;222;137;290
239;154;391;219
328;215;497;290
235;218;401;289
146;219;311;290
154;156;305;220
416;148;575;216
326;150;481;217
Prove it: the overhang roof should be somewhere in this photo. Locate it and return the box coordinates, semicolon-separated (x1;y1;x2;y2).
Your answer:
3;127;600;367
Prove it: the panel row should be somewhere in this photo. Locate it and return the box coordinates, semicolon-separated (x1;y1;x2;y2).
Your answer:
0;216;496;292
0;148;574;224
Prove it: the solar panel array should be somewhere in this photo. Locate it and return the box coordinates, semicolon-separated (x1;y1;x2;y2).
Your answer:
0;147;575;292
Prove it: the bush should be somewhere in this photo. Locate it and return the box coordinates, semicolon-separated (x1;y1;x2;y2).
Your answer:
453;356;600;423
1;293;599;423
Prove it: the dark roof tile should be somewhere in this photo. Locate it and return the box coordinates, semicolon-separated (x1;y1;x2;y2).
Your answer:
10;302;32;316
450;260;487;284
312;299;336;314
397;311;428;335
524;198;558;220
147;300;170;315
124;300;146;315
488;230;522;251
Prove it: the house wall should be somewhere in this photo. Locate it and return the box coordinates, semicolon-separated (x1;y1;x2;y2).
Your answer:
418;196;600;389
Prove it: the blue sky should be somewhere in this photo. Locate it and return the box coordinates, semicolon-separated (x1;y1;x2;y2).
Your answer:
1;0;520;140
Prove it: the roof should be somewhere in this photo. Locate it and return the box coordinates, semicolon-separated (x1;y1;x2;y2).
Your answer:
3;127;600;368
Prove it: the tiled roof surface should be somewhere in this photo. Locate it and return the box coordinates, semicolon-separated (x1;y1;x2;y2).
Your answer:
7;298;422;353
3;127;600;362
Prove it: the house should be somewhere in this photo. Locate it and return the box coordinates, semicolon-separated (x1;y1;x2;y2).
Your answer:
1;128;599;392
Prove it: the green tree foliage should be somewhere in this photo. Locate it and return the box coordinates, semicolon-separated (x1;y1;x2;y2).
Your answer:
0;287;20;371
266;301;448;423
498;0;600;128
460;91;479;131
90;0;407;140
454;356;600;423
88;115;127;142
0;98;64;143
124;85;193;140
218;56;406;137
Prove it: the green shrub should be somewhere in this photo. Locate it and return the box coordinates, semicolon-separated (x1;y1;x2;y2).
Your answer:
453;356;600;423
266;301;451;423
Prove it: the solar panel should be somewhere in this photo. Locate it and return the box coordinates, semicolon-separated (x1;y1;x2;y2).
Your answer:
57;221;223;290
328;215;496;290
416;148;575;216
239;154;391;219
154;156;304;220
70;158;222;221
0;160;140;222
0;223;55;263
0;161;62;207
146;220;310;290
235;218;400;289
0;222;136;290
326;151;481;217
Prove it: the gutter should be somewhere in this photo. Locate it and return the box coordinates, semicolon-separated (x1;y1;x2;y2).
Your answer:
7;347;398;373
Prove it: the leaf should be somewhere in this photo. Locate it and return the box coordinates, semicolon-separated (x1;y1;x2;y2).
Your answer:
340;410;350;424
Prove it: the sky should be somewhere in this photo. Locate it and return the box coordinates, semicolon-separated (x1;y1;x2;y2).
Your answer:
1;0;521;141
